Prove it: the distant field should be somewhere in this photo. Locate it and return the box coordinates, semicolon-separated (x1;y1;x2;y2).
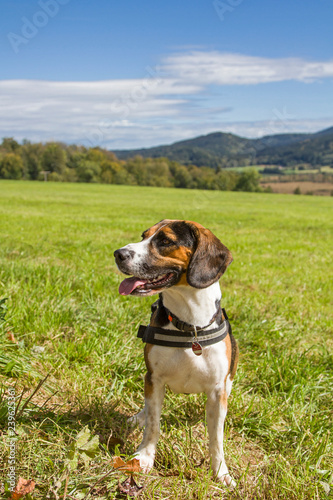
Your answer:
224;165;264;173
0;181;332;499
261;181;333;196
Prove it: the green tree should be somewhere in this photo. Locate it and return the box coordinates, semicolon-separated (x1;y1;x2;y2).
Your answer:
22;142;43;180
174;165;192;188
0;153;25;179
76;160;101;183
113;164;134;185
196;166;217;190
67;150;87;170
234;169;261;192
62;167;78;182
86;148;106;164
42;143;67;175
1;137;20;153
145;159;172;187
125;156;148;185
216;170;238;191
100;160;128;184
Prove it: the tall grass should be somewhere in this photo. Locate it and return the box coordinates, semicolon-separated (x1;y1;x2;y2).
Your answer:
0;180;332;499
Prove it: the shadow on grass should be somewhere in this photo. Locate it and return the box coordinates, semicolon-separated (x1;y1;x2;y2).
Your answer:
1;382;206;452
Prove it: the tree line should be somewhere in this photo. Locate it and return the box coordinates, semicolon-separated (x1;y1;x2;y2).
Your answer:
0;138;264;192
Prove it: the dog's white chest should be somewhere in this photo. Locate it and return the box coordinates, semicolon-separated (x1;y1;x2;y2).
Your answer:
147;342;228;394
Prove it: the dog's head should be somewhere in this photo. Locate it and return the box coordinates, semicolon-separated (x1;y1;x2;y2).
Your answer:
114;219;232;296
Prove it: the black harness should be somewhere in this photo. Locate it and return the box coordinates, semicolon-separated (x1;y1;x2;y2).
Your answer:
137;296;231;349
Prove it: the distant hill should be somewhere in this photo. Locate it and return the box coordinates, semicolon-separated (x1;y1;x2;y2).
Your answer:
315;126;333;136
114;132;252;169
257;127;333;167
112;127;333;168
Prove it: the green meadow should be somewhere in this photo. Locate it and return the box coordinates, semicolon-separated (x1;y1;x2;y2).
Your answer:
0;180;332;499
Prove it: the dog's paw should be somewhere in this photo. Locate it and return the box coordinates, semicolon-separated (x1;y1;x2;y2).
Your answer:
135;451;155;473
127;410;145;429
216;473;236;488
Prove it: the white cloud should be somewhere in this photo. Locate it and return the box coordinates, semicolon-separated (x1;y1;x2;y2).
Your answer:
0;77;199;146
0;50;333;148
163;51;333;85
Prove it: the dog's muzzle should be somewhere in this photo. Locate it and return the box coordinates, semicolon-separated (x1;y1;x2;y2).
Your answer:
114;248;134;266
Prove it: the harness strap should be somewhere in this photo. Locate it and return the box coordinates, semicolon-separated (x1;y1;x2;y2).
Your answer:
137;319;229;348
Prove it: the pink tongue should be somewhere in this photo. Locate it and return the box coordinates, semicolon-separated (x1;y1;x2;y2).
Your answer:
119;277;147;295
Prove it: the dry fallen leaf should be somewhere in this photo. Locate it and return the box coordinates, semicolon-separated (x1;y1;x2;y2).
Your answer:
111;456;141;474
7;331;18;343
112;457;143;497
11;477;35;499
112;456;126;468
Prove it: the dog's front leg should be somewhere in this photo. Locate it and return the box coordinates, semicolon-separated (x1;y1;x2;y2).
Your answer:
135;372;165;472
206;389;235;487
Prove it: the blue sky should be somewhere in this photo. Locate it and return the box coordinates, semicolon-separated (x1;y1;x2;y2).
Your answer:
1;0;333;148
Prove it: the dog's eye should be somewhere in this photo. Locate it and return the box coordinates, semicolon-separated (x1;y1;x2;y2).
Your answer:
160;237;173;246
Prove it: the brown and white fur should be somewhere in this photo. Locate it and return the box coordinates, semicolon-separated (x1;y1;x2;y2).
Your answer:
114;220;238;486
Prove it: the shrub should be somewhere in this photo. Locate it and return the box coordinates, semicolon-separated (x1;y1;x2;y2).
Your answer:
0;153;25;179
234;169;262;192
76;160;101;183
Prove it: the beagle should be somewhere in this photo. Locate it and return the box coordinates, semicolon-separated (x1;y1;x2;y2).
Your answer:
114;220;238;486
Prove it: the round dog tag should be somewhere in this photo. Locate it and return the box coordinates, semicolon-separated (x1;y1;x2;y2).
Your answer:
192;341;202;356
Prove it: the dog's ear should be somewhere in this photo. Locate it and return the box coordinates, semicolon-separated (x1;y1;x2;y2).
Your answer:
186;224;233;289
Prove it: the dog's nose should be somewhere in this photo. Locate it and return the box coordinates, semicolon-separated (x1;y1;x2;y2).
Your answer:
114;248;134;263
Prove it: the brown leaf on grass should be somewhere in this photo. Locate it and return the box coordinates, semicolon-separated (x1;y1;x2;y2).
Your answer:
118;476;143;497
10;477;35;499
112;457;143;497
7;331;18;343
111;456;126;468
111;456;141;474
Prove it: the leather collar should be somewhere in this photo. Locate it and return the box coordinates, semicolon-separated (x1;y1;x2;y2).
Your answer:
153;295;226;332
